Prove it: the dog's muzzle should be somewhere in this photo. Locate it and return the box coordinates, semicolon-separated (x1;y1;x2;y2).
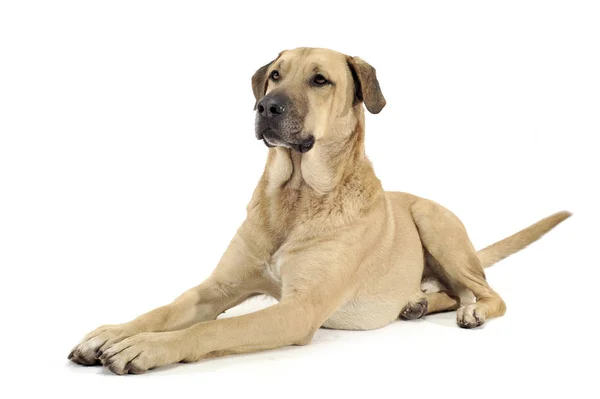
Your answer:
255;93;314;153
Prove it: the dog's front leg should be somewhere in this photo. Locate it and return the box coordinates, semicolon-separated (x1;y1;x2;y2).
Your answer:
99;240;356;374
69;225;273;366
98;298;315;374
68;279;253;366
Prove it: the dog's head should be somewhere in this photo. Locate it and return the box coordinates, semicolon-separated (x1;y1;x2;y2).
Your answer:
252;48;386;153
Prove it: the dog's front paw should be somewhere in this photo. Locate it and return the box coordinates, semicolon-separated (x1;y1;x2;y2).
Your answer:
457;304;485;329
99;332;181;375
68;324;139;366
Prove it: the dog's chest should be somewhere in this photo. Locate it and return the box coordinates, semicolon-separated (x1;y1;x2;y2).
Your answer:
264;255;284;285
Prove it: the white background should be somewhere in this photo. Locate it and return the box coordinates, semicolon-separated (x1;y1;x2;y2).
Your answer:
1;1;598;397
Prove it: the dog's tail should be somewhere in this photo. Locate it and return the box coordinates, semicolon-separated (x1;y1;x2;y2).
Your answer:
478;211;572;269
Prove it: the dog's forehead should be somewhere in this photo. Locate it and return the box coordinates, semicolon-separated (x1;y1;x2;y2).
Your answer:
276;48;347;74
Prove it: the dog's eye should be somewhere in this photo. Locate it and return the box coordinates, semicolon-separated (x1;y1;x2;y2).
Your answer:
312;74;328;86
270;70;280;81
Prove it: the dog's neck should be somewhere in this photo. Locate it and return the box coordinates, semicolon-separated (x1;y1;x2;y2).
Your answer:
263;112;382;198
250;111;385;242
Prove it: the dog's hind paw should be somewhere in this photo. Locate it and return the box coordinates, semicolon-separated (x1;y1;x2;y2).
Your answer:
400;298;428;320
457;304;485;329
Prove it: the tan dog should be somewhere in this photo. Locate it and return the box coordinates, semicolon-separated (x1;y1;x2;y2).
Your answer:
68;47;570;375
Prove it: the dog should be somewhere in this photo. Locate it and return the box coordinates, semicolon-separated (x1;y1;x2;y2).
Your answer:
69;47;570;375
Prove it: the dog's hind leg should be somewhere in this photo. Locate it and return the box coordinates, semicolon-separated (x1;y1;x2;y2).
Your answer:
410;199;506;328
420;256;463;315
425;292;461;314
400;281;460;319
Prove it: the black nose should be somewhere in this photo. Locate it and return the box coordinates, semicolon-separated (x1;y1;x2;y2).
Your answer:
256;94;288;117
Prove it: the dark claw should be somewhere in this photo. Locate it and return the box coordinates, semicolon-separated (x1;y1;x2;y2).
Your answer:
99;349;113;361
123;354;140;374
458;320;471;329
129;365;146;375
108;362;124;375
458;312;484;329
400;298;428;320
69;349;101;366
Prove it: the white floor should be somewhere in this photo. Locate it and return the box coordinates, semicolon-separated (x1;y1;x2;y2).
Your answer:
2;2;598;397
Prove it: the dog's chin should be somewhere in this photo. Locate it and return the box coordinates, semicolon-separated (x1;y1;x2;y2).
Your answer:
258;130;315;153
262;137;276;148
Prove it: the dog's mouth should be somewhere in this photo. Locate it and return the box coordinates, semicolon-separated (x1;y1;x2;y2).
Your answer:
257;129;315;153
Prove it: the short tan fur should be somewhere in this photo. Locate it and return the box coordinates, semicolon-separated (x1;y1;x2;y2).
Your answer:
69;48;570;375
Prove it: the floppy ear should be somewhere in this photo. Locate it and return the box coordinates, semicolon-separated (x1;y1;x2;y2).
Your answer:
252;53;286;110
346;56;386;114
251;61;273;109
